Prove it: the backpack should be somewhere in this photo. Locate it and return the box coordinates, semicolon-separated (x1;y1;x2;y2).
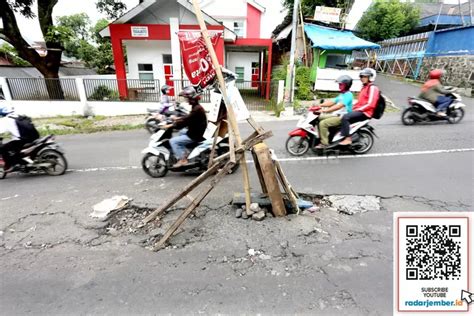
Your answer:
372;88;386;119
15;115;40;142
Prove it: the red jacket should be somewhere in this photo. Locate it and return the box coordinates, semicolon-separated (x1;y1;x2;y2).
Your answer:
354;83;379;118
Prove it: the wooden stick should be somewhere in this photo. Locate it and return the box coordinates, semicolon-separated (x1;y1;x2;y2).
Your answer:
153;160;237;251
208;121;221;169
191;0;251;208
274;160;300;213
212;130;273;164
143;159;226;224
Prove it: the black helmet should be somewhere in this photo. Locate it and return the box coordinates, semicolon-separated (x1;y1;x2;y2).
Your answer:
161;84;172;94
179;86;199;101
336;75;353;90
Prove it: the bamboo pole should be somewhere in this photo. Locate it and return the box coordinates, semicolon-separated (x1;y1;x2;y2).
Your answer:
153;159;237;251
191;0;252;212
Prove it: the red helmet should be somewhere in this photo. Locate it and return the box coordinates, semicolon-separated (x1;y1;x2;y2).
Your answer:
429;69;443;80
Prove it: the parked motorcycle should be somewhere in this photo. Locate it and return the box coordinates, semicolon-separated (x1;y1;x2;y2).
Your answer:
402;87;466;125
0;135;68;179
285;106;377;156
141;121;237;178
145;102;188;134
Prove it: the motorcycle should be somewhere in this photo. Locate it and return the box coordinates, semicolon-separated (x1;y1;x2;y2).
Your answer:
141;121;237;178
285;106;377;156
402;87;466;125
145;102;188;134
0;135;68;179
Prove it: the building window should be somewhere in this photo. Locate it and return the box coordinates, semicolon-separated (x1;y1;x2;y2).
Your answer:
233;21;245;37
235;67;244;82
162;54;172;64
138;63;154;81
325;54;348;69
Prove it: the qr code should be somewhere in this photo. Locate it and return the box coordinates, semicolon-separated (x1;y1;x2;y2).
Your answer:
405;225;461;281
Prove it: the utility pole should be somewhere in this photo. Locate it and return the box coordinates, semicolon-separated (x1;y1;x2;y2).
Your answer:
458;0;465;26
284;0;300;104
468;0;473;25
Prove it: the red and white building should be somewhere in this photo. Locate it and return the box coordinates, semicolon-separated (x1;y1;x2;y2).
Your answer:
100;0;285;99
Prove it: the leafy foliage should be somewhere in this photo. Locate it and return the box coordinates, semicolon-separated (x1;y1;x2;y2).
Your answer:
96;0;127;20
295;66;313;100
0;43;31;66
356;0;420;42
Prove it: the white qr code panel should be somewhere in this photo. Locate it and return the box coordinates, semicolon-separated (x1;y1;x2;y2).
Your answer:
394;213;472;313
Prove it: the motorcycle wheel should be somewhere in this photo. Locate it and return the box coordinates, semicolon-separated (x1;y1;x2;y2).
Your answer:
285;136;310;156
351;130;374;155
447;108;464;124
142;153;168;178
0;160;5;179
145;118;160;134
401;108;416;126
39;150;68;176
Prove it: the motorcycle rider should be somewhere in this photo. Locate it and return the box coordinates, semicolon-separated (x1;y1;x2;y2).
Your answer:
315;75;353;149
0;106;39;172
163;86;207;168
339;68;379;146
419;69;451;117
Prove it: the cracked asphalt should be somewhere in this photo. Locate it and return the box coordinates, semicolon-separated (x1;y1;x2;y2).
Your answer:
1;76;473;315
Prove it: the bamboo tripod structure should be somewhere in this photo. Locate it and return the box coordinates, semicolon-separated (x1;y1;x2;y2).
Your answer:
144;0;299;251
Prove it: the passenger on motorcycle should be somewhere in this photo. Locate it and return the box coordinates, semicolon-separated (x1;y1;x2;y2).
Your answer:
315;75;353;149
419;69;451;117
154;84;174;119
163;86;207;168
0;106;39;172
339;68;379;146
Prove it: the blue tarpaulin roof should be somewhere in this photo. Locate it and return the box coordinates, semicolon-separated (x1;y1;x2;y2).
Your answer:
304;24;380;51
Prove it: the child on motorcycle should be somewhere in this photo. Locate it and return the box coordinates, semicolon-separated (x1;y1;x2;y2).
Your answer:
419;69;451;117
315;75;353;149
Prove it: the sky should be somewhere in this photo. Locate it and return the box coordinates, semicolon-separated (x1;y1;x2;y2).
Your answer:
13;0;139;43
3;0;472;42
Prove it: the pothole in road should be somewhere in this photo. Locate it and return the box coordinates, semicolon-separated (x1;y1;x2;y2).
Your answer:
94;194;382;251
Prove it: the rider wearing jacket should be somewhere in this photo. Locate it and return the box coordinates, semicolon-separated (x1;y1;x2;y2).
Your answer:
339;68;379;146
164;86;207;168
0;106;39;172
419;69;450;117
316;75;353;148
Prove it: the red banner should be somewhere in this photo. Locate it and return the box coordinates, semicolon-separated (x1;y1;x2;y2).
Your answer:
178;31;221;91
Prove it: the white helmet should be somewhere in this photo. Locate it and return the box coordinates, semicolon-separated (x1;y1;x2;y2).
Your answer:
359;68;377;82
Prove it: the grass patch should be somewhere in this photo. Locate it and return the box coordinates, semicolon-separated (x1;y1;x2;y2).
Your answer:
33;115;145;136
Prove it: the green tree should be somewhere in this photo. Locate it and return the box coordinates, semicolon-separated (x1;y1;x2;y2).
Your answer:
356;0;420;42
273;0;347;37
0;43;31;66
57;15;115;74
0;0;127;98
96;0;127;20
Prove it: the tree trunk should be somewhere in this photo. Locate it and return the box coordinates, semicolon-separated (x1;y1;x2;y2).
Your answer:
42;70;65;100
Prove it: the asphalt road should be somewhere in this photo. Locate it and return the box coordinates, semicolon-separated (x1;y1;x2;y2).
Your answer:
1;76;473;315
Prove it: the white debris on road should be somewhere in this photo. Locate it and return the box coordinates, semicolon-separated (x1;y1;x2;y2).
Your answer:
90;195;131;220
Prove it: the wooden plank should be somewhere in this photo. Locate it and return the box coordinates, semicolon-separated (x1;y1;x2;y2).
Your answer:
251;149;267;194
153;160;236;251
143;159;226;224
252;143;286;217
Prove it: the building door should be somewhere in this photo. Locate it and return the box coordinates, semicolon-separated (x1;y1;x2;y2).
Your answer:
163;54;174;96
251;62;260;88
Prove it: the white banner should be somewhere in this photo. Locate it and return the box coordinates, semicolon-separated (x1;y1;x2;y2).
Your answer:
314;6;341;23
